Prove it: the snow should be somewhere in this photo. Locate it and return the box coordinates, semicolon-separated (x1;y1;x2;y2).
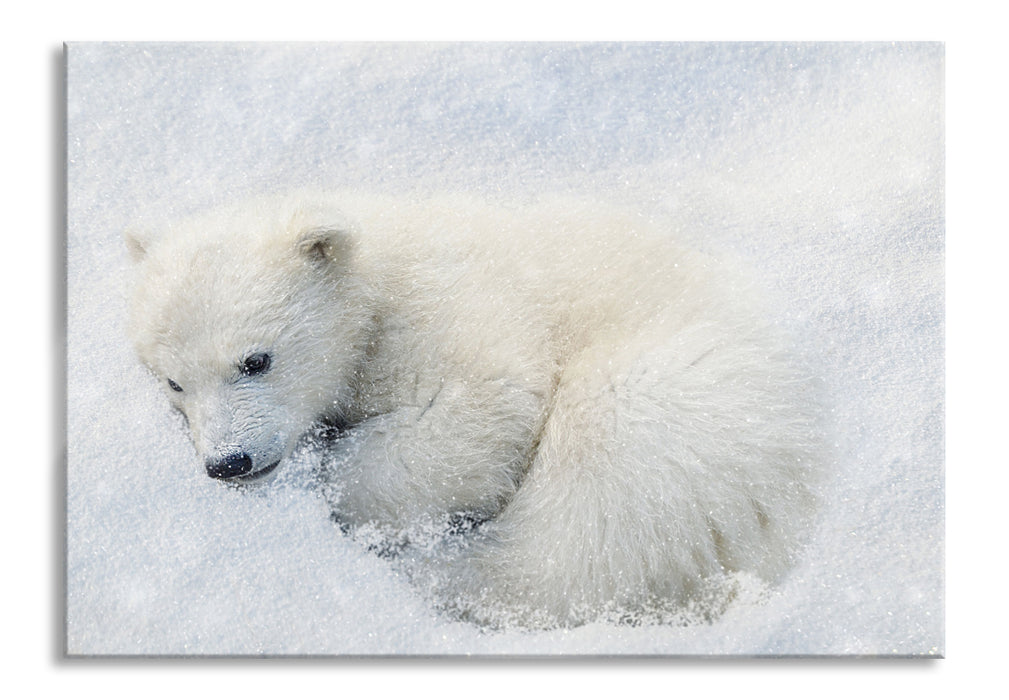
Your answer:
65;42;943;655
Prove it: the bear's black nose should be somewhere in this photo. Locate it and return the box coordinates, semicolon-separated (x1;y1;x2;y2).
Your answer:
205;452;254;479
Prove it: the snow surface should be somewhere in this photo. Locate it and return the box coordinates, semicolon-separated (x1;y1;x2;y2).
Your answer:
65;42;943;656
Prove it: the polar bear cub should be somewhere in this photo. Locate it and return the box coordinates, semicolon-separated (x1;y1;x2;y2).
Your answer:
127;191;823;627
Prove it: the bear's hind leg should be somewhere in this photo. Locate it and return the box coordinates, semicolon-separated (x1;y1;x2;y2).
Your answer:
445;329;821;628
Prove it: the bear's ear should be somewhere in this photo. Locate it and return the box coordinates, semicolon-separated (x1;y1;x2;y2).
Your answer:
295;225;355;265
288;198;358;265
124;227;154;263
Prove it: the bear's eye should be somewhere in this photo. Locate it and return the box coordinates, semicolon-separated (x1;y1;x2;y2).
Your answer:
241;352;272;376
167;378;183;392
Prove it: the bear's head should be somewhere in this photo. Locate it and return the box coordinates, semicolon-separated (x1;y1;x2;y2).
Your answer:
126;195;375;482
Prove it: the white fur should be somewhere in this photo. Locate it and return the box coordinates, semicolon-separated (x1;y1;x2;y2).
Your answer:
127;192;824;627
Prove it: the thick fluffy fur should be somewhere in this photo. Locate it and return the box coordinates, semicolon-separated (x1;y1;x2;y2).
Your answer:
128;192;823;627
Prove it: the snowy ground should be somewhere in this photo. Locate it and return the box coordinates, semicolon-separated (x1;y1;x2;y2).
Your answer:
65;42;943;656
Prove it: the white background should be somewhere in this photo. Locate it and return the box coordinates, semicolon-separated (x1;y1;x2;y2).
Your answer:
5;0;1004;695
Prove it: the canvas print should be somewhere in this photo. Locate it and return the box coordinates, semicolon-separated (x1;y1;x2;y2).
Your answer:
65;42;944;655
